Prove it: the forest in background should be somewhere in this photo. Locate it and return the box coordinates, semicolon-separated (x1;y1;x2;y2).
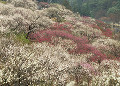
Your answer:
37;0;120;23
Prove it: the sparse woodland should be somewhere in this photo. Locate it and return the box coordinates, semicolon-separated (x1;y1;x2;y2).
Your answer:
0;0;120;86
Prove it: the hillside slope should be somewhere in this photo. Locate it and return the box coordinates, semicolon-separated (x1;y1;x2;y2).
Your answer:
0;0;120;86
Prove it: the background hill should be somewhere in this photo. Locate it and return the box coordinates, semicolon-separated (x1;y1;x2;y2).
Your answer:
69;0;120;23
37;0;120;23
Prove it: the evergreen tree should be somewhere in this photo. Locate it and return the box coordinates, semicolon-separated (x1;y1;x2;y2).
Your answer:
62;0;71;10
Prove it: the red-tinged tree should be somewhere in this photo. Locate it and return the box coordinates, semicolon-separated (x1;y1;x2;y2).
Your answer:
29;28;108;63
91;20;113;37
28;22;110;63
48;22;73;33
103;28;113;37
38;2;50;9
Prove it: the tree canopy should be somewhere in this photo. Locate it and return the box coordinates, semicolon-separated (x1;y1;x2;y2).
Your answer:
37;0;120;23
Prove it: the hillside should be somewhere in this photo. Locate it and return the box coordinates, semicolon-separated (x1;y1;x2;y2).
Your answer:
0;0;120;86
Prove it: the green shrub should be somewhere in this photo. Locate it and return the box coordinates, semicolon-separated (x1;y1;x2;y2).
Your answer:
14;32;31;44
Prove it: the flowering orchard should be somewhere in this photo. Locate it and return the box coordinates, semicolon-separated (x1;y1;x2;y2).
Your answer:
1;1;120;85
27;21;118;63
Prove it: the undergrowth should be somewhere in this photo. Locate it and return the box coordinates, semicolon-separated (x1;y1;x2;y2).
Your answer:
14;32;31;45
2;31;31;45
